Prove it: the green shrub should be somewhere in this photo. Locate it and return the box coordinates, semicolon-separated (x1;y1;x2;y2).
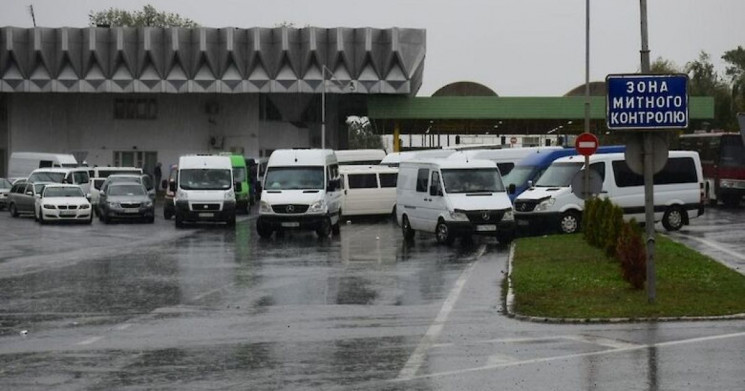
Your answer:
617;219;646;289
604;202;624;257
582;198;596;244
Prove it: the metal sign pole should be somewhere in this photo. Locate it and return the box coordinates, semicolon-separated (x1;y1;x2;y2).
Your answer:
584;0;591;198
640;0;656;304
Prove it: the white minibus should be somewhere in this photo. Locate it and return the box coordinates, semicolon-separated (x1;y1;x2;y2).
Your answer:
9;152;78;181
170;155;237;227
339;165;398;217
514;151;705;234
396;157;516;245
257;149;343;238
335;149;387;166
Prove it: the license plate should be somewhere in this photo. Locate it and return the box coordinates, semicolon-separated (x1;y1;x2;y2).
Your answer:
476;224;497;232
281;222;300;228
124;209;140;214
517;220;529;226
60;211;76;217
198;212;214;217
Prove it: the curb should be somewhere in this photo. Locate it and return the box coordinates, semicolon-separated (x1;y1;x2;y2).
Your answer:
504;241;745;324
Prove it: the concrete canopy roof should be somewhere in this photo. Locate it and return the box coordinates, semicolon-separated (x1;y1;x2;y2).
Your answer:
0;26;426;94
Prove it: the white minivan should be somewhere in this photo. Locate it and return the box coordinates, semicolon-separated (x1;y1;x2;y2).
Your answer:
396;157;516;245
257;149;343;238
27;167;91;195
171;155;237;227
513;151;705;234
339;165;398;217
8;152;78;182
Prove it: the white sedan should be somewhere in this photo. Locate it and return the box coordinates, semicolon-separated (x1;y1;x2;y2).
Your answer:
35;184;93;224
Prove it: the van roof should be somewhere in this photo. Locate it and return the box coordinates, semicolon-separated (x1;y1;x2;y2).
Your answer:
30;167;86;173
178;155;233;169
268;149;337;165
401;157;497;170
552;150;698;164
339;165;398;174
11;152;77;163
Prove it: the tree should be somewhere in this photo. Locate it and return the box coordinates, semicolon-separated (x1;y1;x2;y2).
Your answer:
650;57;681;74
346;116;383;149
722;46;745;116
685;51;734;130
89;4;198;28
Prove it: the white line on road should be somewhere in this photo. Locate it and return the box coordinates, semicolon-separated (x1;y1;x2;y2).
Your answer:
674;234;745;262
76;336;104;346
397;244;486;380
394;330;745;382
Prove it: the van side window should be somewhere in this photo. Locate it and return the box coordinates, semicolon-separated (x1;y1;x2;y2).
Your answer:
73;171;89;184
590;162;605;180
348;174;378;189
613;157;696;187
416;169;429;192
379;173;397;188
431;171;442;195
39;160;53;168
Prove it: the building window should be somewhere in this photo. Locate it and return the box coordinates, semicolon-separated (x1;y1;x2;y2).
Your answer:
114;98;157;120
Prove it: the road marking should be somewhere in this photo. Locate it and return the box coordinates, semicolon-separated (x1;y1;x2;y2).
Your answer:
674;234;745;262
397;244;485;380
114;323;132;331
563;334;641;349
77;336;103;345
394;330;745;382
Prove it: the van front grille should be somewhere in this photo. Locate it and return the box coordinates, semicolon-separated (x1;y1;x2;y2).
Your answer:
191;203;220;211
514;201;538;212
465;210;505;223
272;204;309;214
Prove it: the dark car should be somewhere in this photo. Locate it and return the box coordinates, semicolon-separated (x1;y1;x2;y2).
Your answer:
98;183;155;224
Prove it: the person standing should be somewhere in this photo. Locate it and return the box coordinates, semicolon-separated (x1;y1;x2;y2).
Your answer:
154;162;163;192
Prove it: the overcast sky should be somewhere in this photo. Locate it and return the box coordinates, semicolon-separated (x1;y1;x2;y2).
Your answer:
2;0;743;97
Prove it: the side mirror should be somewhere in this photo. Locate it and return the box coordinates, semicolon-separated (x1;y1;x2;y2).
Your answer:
234;182;242;192
508;183;516;195
26;191;33;196
527;180;534;188
169;182;177;192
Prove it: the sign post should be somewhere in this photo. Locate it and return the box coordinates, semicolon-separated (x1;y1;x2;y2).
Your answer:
575;132;599;200
606;71;688;304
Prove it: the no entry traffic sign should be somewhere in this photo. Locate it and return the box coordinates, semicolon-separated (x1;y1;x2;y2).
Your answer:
575;132;599;156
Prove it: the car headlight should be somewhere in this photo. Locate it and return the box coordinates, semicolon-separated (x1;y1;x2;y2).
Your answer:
144;200;153;207
176;189;188;200
308;200;327;213
80;204;90;209
502;210;514;221
108;202;120;208
534;197;555;212
43;204;56;209
225;190;235;201
449;210;469;221
259;200;272;213
720;180;735;188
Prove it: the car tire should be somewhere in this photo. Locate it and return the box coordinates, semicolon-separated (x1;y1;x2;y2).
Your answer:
175;214;184;228
662;206;684;231
401;215;415;241
435;220;454;245
316;217;332;238
9;203;18;218
147;216;155;224
331;213;341;236
496;232;514;244
721;194;741;208
226;215;236;227
164;208;173;220
86;215;93;225
38;212;46;225
102;214;111;224
256;218;273;239
559;211;581;234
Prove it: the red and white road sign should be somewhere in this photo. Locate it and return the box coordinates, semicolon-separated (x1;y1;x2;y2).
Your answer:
575;132;599;156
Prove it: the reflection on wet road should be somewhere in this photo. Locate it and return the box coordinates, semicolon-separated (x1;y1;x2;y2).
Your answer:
1;210;744;390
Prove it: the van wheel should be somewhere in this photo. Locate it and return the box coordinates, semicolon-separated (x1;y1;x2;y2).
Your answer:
164;209;173;220
559;211;581;234
316;217;332;238
9;203;18;218
435;220;455;245
401;215;415;241
256;219;273;238
662;206;684;231
331;218;341;236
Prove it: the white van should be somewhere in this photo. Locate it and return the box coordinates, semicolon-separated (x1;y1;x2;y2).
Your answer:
9;152;78;181
335;149;387;166
257;149;342;238
27;167;91;195
450;146;562;176
380;149;455;167
396;157;516;245
513;151;705;234
171;155;237;227
339;165;398;217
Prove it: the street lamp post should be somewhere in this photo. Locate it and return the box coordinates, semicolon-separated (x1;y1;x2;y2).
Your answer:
321;65;330;150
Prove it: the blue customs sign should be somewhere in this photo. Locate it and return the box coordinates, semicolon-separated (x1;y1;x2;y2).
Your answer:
606;74;688;130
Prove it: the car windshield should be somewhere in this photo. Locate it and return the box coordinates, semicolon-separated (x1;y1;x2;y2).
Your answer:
29;172;65;183
97;169;142;178
0;178;11;189
108;176;141;184
264;167;325;190
535;162;583;187
180;169;232;190
501;165;536;187
44;187;84;198
108;184;146;196
441;168;505;193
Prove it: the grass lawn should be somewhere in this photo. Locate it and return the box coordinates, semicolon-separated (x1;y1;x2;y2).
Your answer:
510;233;745;319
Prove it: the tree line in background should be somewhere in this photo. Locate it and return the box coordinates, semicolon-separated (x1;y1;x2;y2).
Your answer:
652;48;745;131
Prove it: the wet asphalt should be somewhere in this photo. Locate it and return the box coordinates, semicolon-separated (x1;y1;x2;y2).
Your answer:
0;204;744;390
